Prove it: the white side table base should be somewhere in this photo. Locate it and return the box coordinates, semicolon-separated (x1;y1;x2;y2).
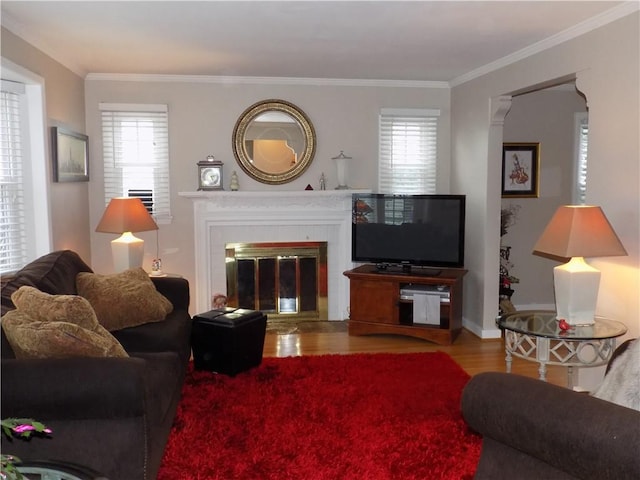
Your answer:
504;329;618;388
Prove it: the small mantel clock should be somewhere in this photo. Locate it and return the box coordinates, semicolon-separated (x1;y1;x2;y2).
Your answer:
197;155;224;191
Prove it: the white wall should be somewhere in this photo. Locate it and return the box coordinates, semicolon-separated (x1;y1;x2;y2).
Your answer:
452;12;639;371
84;79;451;301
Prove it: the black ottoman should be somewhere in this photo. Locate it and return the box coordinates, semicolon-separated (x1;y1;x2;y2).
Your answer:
191;307;267;376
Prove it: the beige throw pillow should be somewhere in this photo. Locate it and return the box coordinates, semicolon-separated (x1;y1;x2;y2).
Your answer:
76;268;173;331
12;285;103;331
2;286;128;359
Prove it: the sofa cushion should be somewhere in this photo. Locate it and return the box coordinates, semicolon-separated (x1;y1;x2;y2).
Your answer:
76;268;173;332
113;309;192;362
1;250;93;316
2;288;128;359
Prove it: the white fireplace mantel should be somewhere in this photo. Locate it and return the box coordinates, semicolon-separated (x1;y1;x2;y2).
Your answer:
179;189;370;319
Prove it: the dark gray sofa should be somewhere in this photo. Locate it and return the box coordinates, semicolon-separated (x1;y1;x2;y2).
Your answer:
1;250;192;480
462;358;640;479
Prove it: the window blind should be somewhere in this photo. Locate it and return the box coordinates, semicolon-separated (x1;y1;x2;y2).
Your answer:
378;108;439;194
575;114;588;204
0;84;27;273
100;103;171;221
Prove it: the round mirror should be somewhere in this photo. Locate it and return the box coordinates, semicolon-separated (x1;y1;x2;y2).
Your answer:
232;99;316;184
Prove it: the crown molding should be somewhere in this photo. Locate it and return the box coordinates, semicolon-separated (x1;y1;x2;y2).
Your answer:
450;1;639;87
84;73;449;89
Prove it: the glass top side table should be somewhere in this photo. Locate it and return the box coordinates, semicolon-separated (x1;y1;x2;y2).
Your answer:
16;460;108;480
496;310;628;389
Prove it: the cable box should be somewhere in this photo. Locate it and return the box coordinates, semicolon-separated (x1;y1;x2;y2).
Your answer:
400;285;450;303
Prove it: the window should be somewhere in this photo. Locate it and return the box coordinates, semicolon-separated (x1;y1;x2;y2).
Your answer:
0;67;50;274
573;112;588;204
378;108;439;194
0;83;27;272
100;103;171;222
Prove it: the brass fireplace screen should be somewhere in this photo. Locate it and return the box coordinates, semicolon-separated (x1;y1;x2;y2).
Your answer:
225;242;328;320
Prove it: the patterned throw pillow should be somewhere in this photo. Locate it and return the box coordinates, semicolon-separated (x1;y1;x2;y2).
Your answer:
76;268;173;332
12;285;103;331
2;286;128;359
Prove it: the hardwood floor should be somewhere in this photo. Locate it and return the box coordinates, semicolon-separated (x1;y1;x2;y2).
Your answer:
263;322;568;387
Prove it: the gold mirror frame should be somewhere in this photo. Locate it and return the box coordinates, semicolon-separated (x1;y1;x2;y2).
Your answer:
232;99;316;184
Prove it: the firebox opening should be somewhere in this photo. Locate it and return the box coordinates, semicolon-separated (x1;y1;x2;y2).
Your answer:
225;242;328;321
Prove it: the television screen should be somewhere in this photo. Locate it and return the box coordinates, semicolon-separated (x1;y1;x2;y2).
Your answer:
352;194;466;269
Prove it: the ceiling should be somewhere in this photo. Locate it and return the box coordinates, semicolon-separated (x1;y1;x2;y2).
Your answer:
1;1;633;84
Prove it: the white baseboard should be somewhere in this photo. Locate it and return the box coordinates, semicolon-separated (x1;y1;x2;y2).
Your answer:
460;304;556;340
463;318;502;339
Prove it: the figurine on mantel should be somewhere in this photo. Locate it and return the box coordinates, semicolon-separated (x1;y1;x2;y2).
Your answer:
319;172;326;190
230;170;239;191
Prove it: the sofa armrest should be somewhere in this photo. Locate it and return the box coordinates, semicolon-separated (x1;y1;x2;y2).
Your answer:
1;356;148;420
151;276;190;310
462;372;640;480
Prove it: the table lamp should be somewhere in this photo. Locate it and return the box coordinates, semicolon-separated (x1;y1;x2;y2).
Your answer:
96;197;158;272
532;205;627;325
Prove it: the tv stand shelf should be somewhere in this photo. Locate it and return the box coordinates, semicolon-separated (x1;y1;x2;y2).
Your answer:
344;264;467;345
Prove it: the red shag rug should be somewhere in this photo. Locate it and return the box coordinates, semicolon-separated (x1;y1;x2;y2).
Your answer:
159;352;481;480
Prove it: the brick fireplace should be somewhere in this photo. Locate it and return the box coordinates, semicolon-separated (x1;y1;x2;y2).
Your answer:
179;190;369;320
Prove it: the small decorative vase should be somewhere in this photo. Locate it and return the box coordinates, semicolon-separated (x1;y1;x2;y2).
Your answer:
230;171;239;191
332;151;352;189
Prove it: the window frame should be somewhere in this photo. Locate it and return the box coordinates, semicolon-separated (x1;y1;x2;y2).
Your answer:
378;108;440;195
0;60;52;274
99;103;172;224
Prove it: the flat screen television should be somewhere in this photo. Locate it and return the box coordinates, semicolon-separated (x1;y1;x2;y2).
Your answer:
352;193;466;273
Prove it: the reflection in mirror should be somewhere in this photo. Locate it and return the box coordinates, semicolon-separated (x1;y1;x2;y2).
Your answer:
233;100;316;184
245;111;303;173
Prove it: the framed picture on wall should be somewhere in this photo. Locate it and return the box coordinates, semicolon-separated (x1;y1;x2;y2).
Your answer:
501;142;539;198
52;127;89;182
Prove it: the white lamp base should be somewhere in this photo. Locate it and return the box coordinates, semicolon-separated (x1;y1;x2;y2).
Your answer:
111;232;145;272
553;257;600;326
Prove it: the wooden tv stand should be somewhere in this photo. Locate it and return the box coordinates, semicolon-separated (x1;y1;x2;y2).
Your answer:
344;264;467;345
